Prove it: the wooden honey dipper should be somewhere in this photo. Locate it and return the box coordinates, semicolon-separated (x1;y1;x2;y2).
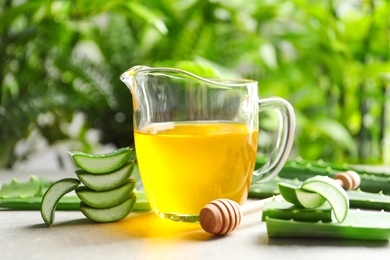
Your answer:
199;171;361;236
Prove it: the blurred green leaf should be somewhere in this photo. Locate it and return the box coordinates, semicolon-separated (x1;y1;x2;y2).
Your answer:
1;0;389;167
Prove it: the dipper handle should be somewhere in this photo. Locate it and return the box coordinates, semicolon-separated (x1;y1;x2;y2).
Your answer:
199;195;284;236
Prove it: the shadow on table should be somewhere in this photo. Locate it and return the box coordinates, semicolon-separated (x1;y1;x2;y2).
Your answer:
30;217;93;229
29;211;219;242
114;211;221;241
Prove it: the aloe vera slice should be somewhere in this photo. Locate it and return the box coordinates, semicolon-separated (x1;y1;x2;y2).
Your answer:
41;178;80;226
76;161;134;191
76;179;135;208
262;200;332;222
266;209;390;241
278;183;326;208
301;176;349;222
80;193;137;222
68;147;132;174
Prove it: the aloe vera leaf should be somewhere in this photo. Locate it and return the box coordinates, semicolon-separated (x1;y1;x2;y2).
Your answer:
68;147;132;174
80;193;137;222
76;179;136;208
355;174;390;195
278;165;390;195
286;157;390;178
0;191;150;211
76;161;134;191
0;175;42;198
348;189;390;211
262;200;332;222
278;182;326;208
266;209;390;241
256;156;390;195
0;196;80;210
257;156;390;178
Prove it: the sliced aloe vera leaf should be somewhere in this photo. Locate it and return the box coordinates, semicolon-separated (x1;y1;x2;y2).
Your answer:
76;161;134;191
262;200;332;222
40;178;80;226
76;179;135;208
80;193;136;222
68;147;132;174
278;182;326;208
266;209;390;241
301;176;349;223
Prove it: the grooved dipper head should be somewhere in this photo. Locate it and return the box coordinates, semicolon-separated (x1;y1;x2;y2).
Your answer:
334;170;361;190
199;199;242;236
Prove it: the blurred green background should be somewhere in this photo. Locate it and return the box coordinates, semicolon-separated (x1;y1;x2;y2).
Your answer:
1;0;389;169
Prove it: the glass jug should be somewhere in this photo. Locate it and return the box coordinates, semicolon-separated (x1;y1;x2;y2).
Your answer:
120;66;295;222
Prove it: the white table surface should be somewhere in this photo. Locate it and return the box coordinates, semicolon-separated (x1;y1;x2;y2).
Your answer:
0;168;389;260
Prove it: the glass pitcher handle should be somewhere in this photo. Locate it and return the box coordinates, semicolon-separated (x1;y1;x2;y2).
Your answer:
252;97;296;183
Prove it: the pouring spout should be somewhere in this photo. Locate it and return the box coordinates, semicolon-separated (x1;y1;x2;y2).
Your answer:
120;65;151;91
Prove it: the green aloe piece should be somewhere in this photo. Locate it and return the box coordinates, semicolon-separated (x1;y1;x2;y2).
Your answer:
68;147;132;174
0;175;42;198
0;196;80;210
348;189;390;211
0;191;150;211
301;176;349;223
41;178;80;226
278;182;326;208
76;161;134;191
262;200;332;223
80;193;137;222
76;179;136;208
266;209;390;241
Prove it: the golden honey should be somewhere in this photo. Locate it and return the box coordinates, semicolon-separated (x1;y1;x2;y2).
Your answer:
134;122;258;217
